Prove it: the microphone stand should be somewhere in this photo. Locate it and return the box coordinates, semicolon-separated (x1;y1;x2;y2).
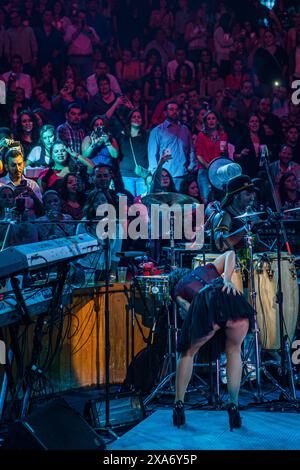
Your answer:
260;148;291;254
245;150;299;409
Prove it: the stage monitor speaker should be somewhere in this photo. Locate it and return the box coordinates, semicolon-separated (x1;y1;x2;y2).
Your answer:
85;392;145;430
3;398;105;450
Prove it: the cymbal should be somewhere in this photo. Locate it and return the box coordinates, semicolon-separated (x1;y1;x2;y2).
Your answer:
141;192;200;206
234;210;265;220
283;207;300;214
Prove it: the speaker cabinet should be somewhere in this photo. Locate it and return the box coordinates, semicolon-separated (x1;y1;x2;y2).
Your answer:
3;398;105;450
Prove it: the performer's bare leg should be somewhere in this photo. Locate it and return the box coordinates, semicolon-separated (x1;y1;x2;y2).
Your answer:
225;319;249;405
175;325;220;402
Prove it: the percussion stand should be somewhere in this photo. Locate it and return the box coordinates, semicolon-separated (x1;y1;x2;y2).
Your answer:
263;211;298;403
244;218;265;402
244;220;298;407
256;150;298;404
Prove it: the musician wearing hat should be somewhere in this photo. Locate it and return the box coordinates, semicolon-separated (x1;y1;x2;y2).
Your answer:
212;174;261;252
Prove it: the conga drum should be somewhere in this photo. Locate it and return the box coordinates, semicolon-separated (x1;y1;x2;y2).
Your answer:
192;253;244;294
253;253;299;350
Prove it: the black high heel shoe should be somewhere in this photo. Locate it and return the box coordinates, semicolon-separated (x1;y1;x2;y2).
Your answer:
173;401;185;428
227;403;242;431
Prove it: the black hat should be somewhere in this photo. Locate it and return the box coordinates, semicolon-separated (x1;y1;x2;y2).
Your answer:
221;174;258;207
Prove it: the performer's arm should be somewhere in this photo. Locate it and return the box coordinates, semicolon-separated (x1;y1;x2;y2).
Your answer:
213;251;241;296
213;212;246;251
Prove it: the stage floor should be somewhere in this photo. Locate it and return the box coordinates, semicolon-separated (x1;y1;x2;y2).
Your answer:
108;409;300;450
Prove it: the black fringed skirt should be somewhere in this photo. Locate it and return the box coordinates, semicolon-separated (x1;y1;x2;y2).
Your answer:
177;279;255;360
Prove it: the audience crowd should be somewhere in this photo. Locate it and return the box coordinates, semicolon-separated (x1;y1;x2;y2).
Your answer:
0;0;300;266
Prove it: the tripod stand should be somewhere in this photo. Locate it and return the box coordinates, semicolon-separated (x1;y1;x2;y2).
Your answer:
242;215;299;407
242;148;299;408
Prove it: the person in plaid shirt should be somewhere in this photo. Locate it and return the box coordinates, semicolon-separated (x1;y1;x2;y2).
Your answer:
57;103;85;154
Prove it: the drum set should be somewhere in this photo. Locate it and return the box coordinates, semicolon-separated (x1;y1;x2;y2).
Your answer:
129;186;300;406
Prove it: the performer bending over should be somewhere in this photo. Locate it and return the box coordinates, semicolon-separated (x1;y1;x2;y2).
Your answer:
171;250;254;430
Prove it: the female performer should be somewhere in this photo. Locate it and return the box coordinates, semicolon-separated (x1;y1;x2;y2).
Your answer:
171;250;254;430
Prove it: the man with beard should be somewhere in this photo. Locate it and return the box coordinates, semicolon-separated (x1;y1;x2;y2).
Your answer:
57;103;85;154
233;80;260;124
148;100;196;191
212;175;261;254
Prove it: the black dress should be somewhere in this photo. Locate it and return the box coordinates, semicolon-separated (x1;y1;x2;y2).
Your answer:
174;264;254;359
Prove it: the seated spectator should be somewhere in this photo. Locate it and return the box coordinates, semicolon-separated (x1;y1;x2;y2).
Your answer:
257;97;283;155
5;9;38;72
60;173;85;220
290;28;300;80
213;13;234;78
167;47;195;83
81;115;119;167
3;55;32;99
9;87;30;128
0;147;43;217
52;77;81;116
195;110;228;203
225;57;249;94
119;110;149;197
64;9;100;79
149;151;176;194
129;87;149;129
26;124;57;168
38;140;77;192
31;88;61;126
281;103;300;132
150;88;187;128
143;29;175;70
0;185;15;219
144;64;169;112
149;0;174;33
184;8;208;64
34;9;65;72
36;189;75;240
199;64;225;100
270;144;300;191
115;49;142;90
86;60;122;97
222;104;247;147
285;126;300;164
0;128;14;174
87;74;133;136
271;84;289;119
278;172;300;216
253;29;288;95
170;62;195;95
14;110;40;157
191;106;209;143
142;48;162;77
56;103;85;154
180;173;202;203
234;113;267;178
197;48;213;80
233;80;260;124
32;62;59;99
51;0;71;35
